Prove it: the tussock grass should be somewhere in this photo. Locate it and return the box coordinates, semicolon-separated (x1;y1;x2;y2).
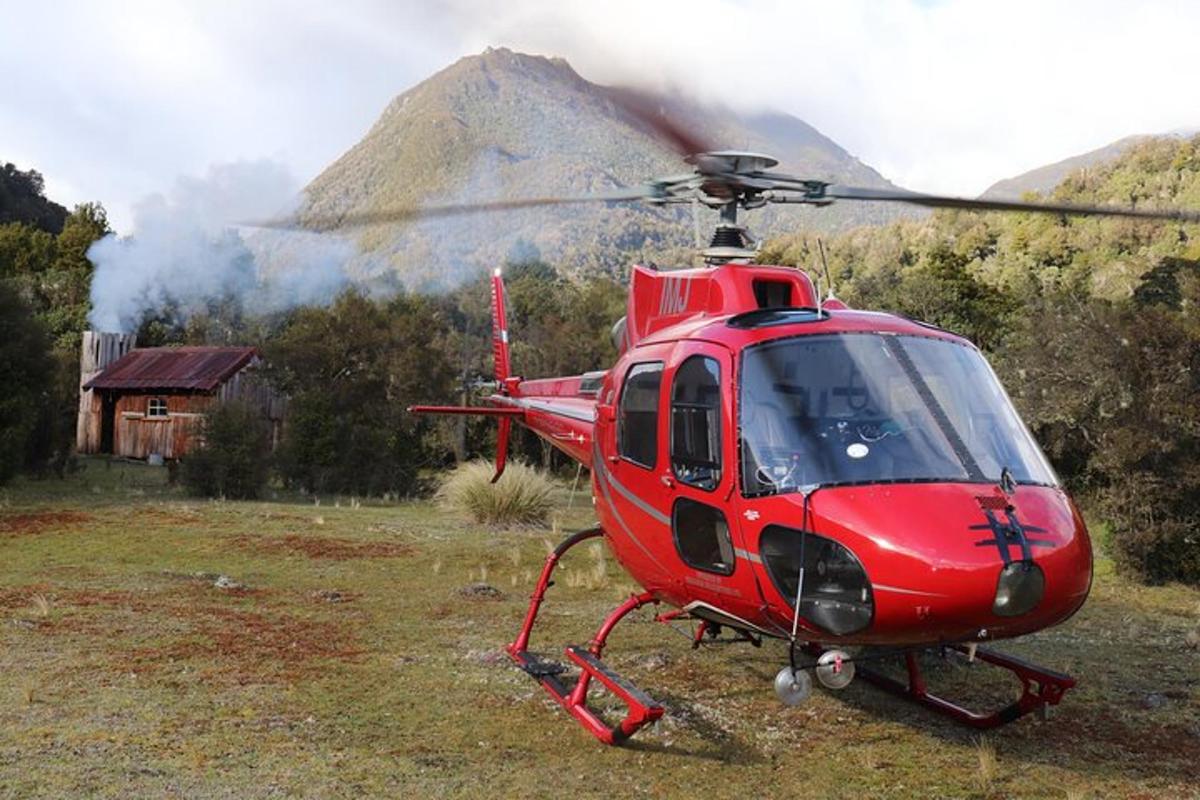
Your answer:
436;460;555;527
30;593;51;618
974;735;998;794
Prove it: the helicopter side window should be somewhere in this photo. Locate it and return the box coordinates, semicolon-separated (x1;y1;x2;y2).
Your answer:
618;362;663;469
672;498;735;576
670;356;722;491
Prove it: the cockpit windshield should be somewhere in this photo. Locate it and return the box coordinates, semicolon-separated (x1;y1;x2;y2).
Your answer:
739;333;1056;496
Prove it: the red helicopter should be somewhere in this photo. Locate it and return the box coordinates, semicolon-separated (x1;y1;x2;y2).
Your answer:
276;102;1200;746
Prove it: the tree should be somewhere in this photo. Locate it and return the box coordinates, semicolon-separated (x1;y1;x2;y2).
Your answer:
0;163;68;234
266;290;456;495
0;281;52;484
182;402;271;499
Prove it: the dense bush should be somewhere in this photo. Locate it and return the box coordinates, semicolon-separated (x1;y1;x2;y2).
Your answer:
436;460;555;526
0;281;52;485
266;290;454;496
181;402;271;499
2;199;108;481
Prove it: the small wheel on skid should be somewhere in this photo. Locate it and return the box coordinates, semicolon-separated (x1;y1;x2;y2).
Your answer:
815;649;856;690
774;666;812;706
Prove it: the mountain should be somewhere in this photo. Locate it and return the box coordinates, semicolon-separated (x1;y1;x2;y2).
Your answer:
981;132;1196;199
299;47;915;286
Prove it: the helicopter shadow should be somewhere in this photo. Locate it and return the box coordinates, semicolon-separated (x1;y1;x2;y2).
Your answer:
619;689;765;765
819;652;1200;787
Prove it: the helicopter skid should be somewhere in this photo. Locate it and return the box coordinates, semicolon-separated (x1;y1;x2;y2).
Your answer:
852;645;1076;728
507;527;664;745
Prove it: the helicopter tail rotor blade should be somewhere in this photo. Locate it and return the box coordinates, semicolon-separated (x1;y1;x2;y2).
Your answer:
241;187;655;232
824;185;1200;224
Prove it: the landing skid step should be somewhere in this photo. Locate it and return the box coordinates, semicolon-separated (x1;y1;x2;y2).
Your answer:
507;527;664;745
566;646;662;713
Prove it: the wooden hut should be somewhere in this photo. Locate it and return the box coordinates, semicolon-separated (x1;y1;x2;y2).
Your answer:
77;337;284;460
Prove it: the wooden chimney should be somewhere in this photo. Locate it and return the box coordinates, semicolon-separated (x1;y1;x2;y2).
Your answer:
76;331;137;454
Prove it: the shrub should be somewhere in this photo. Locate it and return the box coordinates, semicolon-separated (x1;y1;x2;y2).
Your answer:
1111;519;1200;586
1102;472;1200;585
181;402;270;499
265;291;454;497
0;281;51;485
436;460;555;526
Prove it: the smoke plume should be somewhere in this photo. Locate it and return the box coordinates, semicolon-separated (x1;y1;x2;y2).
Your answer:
87;160;353;332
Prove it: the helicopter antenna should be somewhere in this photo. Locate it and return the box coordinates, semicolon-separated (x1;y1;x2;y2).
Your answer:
692;197;701;250
817;238;835;299
790;484;820;642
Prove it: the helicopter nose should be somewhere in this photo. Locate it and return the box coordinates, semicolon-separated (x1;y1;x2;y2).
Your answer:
760;483;1093;644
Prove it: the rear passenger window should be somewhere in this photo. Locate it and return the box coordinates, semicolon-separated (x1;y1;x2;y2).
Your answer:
673;498;734;575
671;356;721;490
618;362;662;468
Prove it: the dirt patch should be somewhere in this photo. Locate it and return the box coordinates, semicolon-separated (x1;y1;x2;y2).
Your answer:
1039;708;1200;766
0;511;92;537
133;507;203;526
112;604;364;684
62;589;152;610
231;533;413;560
0;584;53;609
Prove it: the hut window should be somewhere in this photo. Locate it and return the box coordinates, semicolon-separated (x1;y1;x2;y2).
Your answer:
147;397;168;418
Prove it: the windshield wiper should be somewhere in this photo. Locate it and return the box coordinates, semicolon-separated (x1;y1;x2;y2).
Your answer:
883;337;986;482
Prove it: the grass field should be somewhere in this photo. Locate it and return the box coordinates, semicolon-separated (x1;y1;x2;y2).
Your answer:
1;459;1197;799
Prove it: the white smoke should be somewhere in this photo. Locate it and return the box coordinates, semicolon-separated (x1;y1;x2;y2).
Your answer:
87;160;353;332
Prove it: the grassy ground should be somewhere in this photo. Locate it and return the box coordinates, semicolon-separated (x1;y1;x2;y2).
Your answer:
1;459;1197;799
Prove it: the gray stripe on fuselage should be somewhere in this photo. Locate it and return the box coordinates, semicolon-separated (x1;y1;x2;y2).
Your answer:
733;547;762;564
593;453;668;572
602;468;670;525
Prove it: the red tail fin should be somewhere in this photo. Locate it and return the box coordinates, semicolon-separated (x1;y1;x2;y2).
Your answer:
409;268;519;483
491;268;511;384
490;269;513;482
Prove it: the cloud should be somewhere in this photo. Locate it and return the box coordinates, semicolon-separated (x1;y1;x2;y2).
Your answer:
439;0;1200;195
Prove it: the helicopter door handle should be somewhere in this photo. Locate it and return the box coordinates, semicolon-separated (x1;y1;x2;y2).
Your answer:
660;474;675;489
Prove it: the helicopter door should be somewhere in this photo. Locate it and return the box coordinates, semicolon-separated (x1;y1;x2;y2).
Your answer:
599;345;679;588
662;343;770;630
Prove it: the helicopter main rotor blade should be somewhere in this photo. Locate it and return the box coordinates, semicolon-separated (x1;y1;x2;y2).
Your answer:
605;89;716;159
242;188;656;232
822;184;1200;224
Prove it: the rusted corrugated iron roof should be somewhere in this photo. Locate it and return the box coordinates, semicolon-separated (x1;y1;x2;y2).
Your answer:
84;346;258;392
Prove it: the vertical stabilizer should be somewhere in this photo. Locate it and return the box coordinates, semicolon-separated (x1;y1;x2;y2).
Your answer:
491;269;512;482
491;268;511;384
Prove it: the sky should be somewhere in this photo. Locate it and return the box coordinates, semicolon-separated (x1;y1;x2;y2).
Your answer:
3;0;1199;233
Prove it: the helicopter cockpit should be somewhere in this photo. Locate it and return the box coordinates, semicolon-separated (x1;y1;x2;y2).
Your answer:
739;332;1057;496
